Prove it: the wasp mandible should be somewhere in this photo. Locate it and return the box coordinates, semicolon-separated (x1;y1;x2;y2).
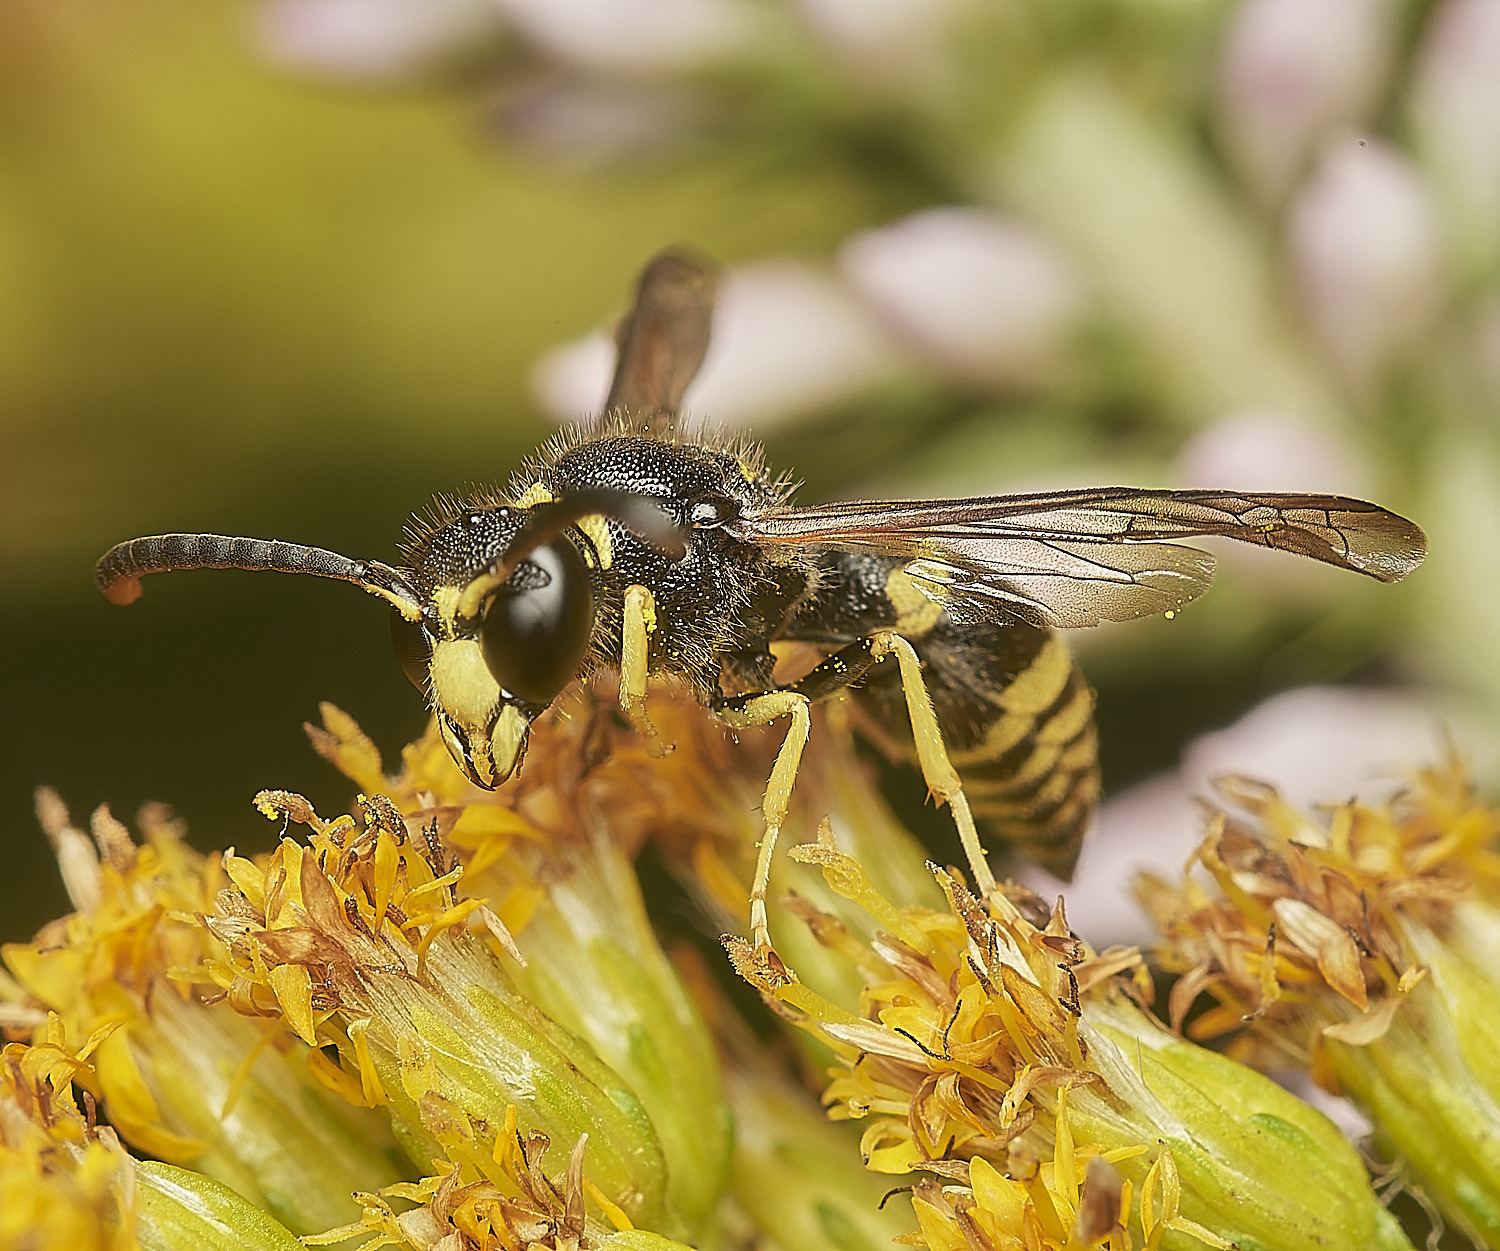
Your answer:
97;250;1427;963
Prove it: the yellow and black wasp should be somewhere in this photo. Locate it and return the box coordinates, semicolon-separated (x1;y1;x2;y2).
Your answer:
96;250;1426;961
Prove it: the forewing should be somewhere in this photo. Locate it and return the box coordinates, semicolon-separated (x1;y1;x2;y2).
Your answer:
733;487;1424;628
902;539;1215;628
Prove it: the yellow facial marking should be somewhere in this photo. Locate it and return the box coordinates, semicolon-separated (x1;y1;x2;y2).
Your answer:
574;514;614;570
488;705;530;782
431;586;465;630
430;639;500;727
438;715;470;776
429;640;533;786
514;481;554;508
885;567;945;636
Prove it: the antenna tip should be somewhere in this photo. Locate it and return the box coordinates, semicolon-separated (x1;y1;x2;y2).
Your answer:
100;576;143;606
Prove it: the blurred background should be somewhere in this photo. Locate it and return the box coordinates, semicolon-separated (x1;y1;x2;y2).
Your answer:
3;0;1498;941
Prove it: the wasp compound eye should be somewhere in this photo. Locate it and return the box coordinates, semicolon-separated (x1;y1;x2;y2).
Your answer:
478;538;595;706
389;609;432;693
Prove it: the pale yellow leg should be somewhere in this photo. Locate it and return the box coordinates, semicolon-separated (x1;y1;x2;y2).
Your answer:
870;631;996;895
619;584;665;758
718;690;812;951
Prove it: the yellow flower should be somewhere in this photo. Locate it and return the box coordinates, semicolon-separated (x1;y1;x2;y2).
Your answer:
0;1026;132;1251
303;700;734;1239
0;1024;307;1251
307;1105;711;1251
9;684;1451;1250
748;732;1415;1250
2;791;404;1234
1139;758;1500;1246
192;784;673;1236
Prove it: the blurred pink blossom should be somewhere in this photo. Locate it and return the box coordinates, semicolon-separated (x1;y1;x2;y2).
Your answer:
839;208;1083;389
1218;0;1393;205
532;258;906;428
795;0;967;81
1410;0;1500;276
1175;409;1366;496
533;333;617;424
494;0;755;73
1289;136;1444;388
257;0;502;78
494;79;696;167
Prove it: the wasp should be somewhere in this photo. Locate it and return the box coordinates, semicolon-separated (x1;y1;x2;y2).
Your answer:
97;250;1426;962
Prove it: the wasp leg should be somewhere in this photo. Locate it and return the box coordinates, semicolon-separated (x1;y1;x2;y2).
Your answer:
619;583;667;758
716;638;887;952
716;690;811;953
868;631;996;896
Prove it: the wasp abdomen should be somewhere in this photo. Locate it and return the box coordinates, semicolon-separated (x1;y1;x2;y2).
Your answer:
929;625;1099;881
786;552;1099;880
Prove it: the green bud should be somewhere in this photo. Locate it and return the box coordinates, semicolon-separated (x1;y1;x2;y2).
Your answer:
726;1066;913;1251
107;991;408;1235
506;836;731;1241
1321;919;1500;1246
134;1161;304;1251
1082;995;1414;1251
343;931;670;1232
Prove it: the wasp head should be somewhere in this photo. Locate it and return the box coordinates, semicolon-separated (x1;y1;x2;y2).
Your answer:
395;489;687;789
395;504;600;789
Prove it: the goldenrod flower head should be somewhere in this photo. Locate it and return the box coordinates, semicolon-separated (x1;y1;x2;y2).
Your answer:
1;791;403;1233
307;1105;709;1251
775;839;1414;1250
8;691;1444;1251
1140;757;1500;1245
1138;758;1500;1050
0;1027;133;1251
0;1024;309;1251
194;784;673;1233
300;700;734;1239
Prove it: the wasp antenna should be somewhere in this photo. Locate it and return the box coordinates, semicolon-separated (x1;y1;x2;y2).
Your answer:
95;533;424;618
606;248;720;438
454;489;690;621
508;490;688;572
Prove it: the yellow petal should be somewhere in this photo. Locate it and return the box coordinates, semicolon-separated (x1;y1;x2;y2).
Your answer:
1322;996;1405;1045
267;964;317;1046
1272;899;1368;1010
94;1029;204;1161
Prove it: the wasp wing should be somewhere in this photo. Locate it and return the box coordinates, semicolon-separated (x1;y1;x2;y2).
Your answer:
605;249;720;437
733;488;1425;629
